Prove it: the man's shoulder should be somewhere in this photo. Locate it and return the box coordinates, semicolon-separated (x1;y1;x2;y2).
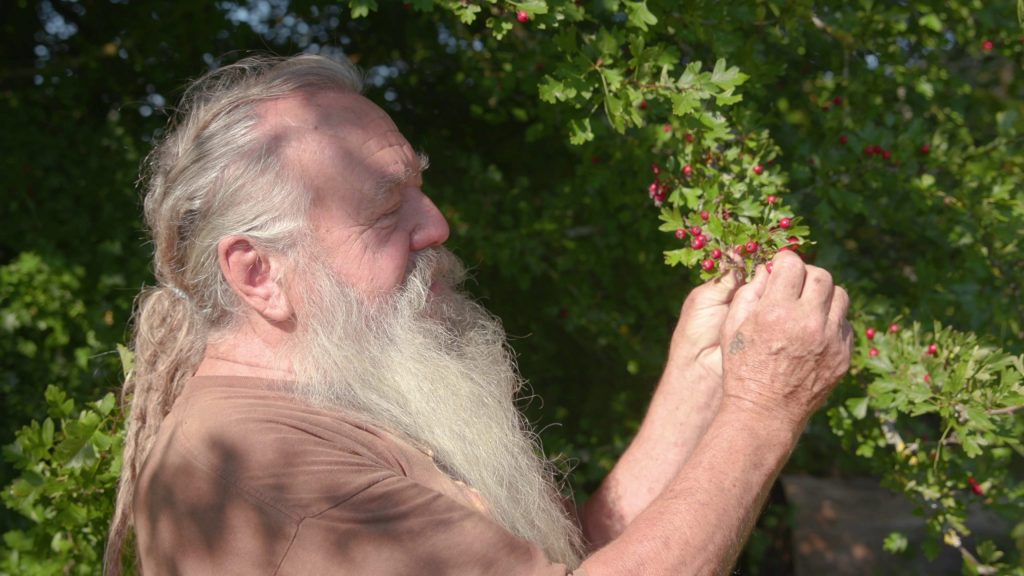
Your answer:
143;375;408;516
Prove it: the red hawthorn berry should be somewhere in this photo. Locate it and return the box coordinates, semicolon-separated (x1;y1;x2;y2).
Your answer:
924;374;931;383
516;10;529;23
701;258;715;271
779;217;792;229
889;323;900;333
662;123;672;133
839;134;849;145
653;191;666;206
882;149;892;160
865;327;877;340
639;99;648;110
648;181;659;197
871;144;883;155
766;195;777;204
700;233;710;244
753;164;765;175
711;248;723;259
869;347;880;357
690;225;702;236
721;209;731;221
920;143;930;155
864;145;874;156
700;210;709;221
682;164;693;177
927;343;938;355
765;261;774;274
651;163;660;175
981;39;994;52
833;95;843;106
968;476;984;495
691;236;706;250
734;244;744;256
685;132;695;143
745;241;758;254
675;228;688;240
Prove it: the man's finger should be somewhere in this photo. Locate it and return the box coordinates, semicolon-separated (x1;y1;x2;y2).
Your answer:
705;268;745;304
826;285;850;332
800;266;835;317
762;251;806;304
722;264;770;337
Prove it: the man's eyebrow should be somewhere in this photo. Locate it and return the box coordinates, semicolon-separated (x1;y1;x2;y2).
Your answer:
371;151;430;201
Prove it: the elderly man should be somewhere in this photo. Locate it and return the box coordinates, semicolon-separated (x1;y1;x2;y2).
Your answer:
105;55;851;575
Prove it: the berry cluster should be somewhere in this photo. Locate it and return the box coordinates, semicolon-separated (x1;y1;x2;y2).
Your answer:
646;126;808;278
863;144;893;161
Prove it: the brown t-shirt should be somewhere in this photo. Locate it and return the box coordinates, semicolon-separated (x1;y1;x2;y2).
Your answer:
135;376;581;575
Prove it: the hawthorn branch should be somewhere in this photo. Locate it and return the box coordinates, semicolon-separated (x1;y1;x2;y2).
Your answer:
810;13;856;48
988;404;1023;416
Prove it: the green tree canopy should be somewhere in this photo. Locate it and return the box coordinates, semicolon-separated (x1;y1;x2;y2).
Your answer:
1;1;1022;574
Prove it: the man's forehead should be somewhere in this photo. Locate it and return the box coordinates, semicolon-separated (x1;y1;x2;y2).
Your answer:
262;91;421;202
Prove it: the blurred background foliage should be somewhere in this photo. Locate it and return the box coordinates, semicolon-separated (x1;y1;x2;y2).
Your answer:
1;0;1022;574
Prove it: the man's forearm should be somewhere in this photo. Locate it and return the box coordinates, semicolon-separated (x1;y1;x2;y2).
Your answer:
580;363;721;547
580;399;801;576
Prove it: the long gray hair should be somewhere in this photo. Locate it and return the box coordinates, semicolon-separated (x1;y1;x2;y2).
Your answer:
105;54;363;575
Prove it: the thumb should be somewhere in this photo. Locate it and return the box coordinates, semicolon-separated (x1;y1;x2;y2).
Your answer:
700;268;746;306
722;264;769;338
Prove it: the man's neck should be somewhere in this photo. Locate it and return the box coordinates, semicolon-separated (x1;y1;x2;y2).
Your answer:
194;316;293;380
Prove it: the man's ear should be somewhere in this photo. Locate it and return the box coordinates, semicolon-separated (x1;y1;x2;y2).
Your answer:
217;236;293;323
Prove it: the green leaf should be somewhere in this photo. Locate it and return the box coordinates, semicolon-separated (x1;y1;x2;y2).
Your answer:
710;58;748;89
657;207;685;231
883;531;908;554
670;92;699;116
349;0;378;19
960;434;983;458
845;397;869;420
53;411;102;466
664;248;702;268
568;118;593;145
93;393;116;417
41;418;54;449
539;77;574;103
116;343;134;379
623;1;658;31
918;14;943;33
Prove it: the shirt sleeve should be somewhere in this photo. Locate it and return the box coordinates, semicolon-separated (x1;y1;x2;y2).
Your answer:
275;472;580;576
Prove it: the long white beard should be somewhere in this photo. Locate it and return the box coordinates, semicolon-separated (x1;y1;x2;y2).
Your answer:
284;247;583;567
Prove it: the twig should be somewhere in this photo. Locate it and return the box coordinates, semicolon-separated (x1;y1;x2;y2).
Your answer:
988;404;1023;416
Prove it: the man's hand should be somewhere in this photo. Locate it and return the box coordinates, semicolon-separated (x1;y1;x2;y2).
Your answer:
580;269;744;546
666;268;745;384
583;253;853;576
720;251;853;428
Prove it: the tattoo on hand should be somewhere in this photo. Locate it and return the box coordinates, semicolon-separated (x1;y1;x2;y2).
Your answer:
729;333;747;355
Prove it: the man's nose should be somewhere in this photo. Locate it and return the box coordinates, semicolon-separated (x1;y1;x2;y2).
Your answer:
410;192;450;251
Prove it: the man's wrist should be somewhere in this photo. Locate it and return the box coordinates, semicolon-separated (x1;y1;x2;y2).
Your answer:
715;391;805;449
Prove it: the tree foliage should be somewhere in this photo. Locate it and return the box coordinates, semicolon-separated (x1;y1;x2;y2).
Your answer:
1;1;1022;574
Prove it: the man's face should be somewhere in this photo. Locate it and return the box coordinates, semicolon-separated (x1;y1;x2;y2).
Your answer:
267;90;449;300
